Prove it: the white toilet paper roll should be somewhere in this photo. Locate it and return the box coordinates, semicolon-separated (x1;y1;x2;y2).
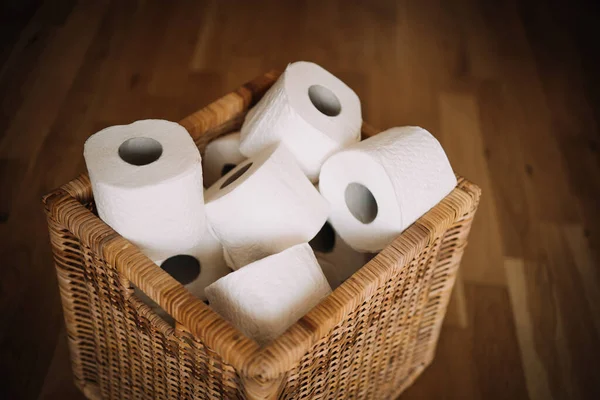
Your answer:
134;219;231;321
202;132;246;187
240;61;362;182
84;119;206;261
310;221;367;289
205;243;331;345
319;126;457;252
205;145;330;270
155;222;231;301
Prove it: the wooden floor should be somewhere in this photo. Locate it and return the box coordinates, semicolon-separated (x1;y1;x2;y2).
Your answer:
1;0;599;399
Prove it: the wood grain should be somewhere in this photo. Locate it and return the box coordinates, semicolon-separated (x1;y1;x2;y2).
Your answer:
438;91;505;286
0;0;598;399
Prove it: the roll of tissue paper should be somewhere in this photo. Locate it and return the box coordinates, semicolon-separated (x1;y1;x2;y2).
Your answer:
310;221;368;289
155;222;231;301
319;126;457;252
205;145;329;270
240;61;362;182
132;222;230;324
84;119;206;262
202;132;246;187
205;243;331;345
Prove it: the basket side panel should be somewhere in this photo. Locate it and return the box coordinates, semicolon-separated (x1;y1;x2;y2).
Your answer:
278;180;481;400
410;201;478;368
47;215;100;394
76;238;244;399
376;203;477;397
280;237;443;400
82;246;236;399
177;328;244;400
45;190;249;399
80;246;158;399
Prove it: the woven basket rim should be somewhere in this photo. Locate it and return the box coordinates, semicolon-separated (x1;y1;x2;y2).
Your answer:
42;70;481;379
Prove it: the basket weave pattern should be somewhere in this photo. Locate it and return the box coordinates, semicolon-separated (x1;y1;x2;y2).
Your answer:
43;71;480;400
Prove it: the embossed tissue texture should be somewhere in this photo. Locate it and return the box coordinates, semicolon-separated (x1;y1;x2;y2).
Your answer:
205;243;331;345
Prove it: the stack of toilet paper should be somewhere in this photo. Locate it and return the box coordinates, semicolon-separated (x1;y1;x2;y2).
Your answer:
202;131;246;187
83;60;456;345
84;120;230;304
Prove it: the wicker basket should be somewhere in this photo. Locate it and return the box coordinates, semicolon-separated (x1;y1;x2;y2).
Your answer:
42;71;481;400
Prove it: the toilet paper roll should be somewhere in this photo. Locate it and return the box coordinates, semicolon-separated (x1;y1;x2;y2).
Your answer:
319;126;457;252
205;243;331;345
133;220;231;322
202;132;246;187
84;119;206;261
240;61;362;182
205;144;330;270
155;222;231;301
310;221;367;289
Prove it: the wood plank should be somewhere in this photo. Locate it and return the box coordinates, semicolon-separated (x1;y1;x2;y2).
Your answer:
0;1;108;163
537;223;600;398
0;3;130;399
478;1;580;224
0;1;77;139
438;91;506;286
402;325;481;399
94;1;172;124
518;0;600;270
505;223;600;399
505;257;554;400
443;271;469;328
147;1;205;97
467;283;529;399
562;225;600;337
0;158;25;224
189;0;219;71
37;327;86;400
477;80;537;258
404;283;529;399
